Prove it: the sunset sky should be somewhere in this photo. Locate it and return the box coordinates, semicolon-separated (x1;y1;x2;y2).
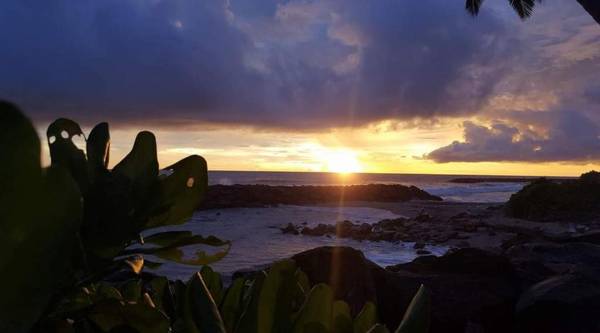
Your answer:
2;0;600;176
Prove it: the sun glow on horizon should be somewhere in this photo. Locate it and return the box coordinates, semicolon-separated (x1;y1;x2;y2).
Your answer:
324;150;363;174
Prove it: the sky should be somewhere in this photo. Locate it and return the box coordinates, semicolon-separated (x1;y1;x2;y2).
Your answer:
1;0;600;176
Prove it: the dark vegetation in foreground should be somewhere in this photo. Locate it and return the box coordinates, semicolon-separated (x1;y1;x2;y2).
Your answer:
201;184;441;210
0;101;429;333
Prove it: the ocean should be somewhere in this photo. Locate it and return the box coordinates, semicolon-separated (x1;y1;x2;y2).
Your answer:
208;171;530;203
145;171;531;281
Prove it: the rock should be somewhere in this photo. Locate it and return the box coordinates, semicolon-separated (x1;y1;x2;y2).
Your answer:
291;246;379;316
335;220;355;237
280;223;299;235
416;249;431;255
555;230;600;245
200;184;442;209
294;247;519;333
457;240;471;248
415;212;432;222
515;273;600;333
505;171;600;222
413;242;425;249
384;248;519;333
505;242;600;290
301;223;333;236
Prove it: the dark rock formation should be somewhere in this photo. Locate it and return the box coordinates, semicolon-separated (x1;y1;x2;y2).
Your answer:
291;246;379;316
515;272;600;333
505;242;600;290
292;246;520;333
284;210;487;246
199;184;441;209
505;171;600;221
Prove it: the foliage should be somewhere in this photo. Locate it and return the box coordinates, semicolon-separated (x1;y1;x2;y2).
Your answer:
465;0;542;20
0;102;83;332
43;116;229;266
39;259;431;333
0;102;227;332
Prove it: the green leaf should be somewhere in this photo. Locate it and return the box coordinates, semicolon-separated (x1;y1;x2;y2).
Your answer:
149;277;169;311
184;272;226;333
367;324;390;333
295;269;310;296
220;278;245;332
86;122;110;181
292;284;334;333
0;165;82;332
332;300;353;333
46;118;89;192
258;259;298;333
122;280;143;303
201;266;224;305
87;299;170;333
236;272;266;333
146;155;208;228
354;302;378;333
112;130;159;222
95;283;123;301
395;285;431;333
0;101;41;195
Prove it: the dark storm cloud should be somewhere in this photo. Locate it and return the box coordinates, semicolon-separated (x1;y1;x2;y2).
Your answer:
0;0;516;129
427;111;600;163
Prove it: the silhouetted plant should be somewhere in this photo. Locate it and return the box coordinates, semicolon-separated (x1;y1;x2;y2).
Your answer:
465;0;542;20
40;260;431;333
0;101;228;332
44;116;230;270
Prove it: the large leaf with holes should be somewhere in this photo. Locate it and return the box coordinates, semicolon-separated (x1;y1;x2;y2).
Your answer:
146;155;208;228
292;284;334;333
354;302;378;333
123;231;231;265
184;272;226;333
395;285;431;333
46;118;88;192
86;122;110;182
151;244;231;266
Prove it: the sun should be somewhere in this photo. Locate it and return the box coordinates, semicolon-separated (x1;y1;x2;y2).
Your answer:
326;150;363;174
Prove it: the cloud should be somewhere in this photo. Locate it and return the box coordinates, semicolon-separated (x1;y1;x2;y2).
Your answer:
0;0;519;129
0;0;598;133
427;111;600;163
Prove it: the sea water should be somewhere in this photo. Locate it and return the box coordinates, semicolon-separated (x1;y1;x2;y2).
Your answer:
146;172;529;280
209;171;528;203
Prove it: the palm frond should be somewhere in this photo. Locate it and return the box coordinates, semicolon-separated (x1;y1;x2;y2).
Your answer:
465;0;484;17
508;0;537;19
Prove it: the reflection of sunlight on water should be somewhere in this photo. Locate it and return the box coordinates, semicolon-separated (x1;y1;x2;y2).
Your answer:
145;205;448;282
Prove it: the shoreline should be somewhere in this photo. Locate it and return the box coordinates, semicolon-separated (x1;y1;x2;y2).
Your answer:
281;200;599;252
